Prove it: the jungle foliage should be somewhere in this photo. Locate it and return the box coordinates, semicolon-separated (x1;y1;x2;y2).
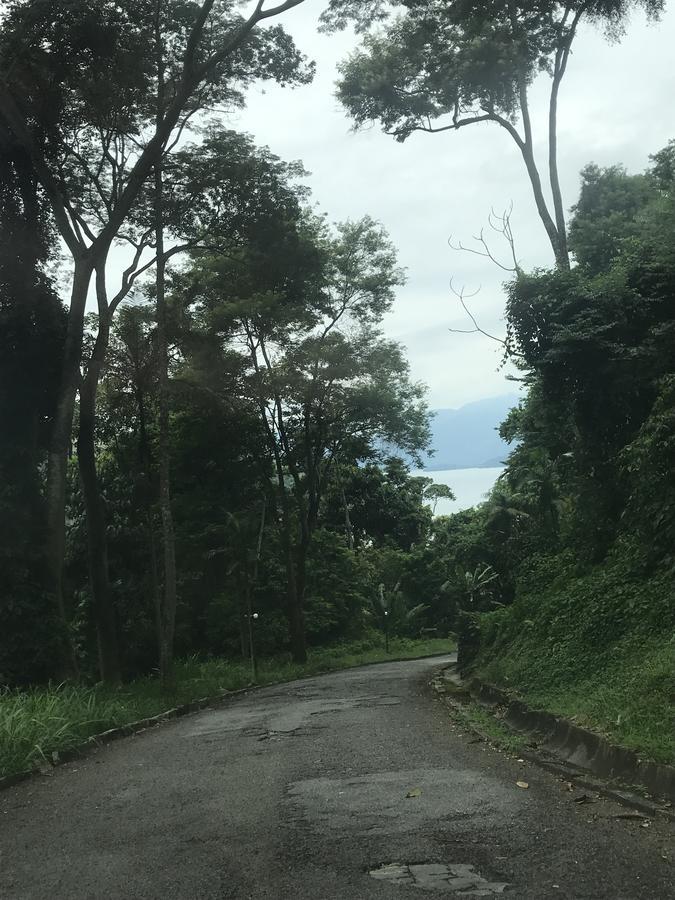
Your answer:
428;143;675;761
0;110;443;685
0;1;455;688
1;2;672;768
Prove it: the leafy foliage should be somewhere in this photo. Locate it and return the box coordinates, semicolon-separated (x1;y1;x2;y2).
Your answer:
474;549;675;762
0;135;66;684
430;139;675;761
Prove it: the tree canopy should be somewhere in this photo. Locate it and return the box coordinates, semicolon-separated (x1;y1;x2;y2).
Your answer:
321;0;663;268
1;0;673;721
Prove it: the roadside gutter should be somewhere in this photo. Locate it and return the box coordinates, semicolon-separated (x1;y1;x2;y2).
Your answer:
432;663;675;820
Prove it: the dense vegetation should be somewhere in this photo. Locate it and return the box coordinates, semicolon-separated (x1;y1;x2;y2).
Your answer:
0;1;458;700
0;125;453;686
1;1;672;775
319;0;674;764
443;148;675;763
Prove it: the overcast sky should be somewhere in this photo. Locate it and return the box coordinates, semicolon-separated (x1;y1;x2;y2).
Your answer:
230;1;675;410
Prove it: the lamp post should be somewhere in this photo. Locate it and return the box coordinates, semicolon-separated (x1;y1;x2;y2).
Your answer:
246;609;259;682
379;582;389;654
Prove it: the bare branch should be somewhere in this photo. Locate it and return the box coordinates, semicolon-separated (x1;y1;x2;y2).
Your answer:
449;204;521;275
448;279;524;361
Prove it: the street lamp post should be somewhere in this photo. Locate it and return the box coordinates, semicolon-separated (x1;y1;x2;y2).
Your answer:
246;609;259;682
379;582;390;654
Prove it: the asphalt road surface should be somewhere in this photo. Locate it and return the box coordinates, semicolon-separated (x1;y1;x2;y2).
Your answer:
0;656;673;899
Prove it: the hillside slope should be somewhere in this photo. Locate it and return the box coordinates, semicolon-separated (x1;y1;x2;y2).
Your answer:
467;551;675;765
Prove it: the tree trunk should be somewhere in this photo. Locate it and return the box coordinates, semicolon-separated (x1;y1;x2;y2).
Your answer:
155;256;177;686
511;75;569;271
239;603;250;660
277;486;307;664
45;256;96;678
77;323;121;684
515;134;568;271
154;8;178;689
548;72;569;268
136;387;163;651
154;168;178;689
286;566;307;664
289;541;308;664
335;467;354;550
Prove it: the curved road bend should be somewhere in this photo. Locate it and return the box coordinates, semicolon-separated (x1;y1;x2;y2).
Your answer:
0;656;672;899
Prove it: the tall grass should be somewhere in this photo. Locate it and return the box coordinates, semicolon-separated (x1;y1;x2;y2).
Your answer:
0;637;454;780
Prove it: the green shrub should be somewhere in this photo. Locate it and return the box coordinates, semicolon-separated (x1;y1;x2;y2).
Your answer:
474;554;675;763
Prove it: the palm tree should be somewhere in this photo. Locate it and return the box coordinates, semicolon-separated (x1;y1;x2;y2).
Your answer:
462;564;499;607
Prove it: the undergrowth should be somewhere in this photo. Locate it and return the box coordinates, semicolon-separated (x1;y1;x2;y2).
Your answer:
472;553;675;764
0;637;453;780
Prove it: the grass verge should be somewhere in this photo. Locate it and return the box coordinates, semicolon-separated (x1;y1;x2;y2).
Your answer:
472;554;675;765
438;677;527;755
0;637;454;781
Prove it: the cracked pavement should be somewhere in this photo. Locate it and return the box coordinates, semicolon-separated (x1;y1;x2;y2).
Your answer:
0;656;672;898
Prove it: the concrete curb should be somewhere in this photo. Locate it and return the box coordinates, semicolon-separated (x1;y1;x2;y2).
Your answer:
0;650;455;794
432;664;675;820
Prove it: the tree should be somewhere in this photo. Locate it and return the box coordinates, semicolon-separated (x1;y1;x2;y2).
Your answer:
461;563;499;609
0;0;312;675
0;134;67;681
424;482;455;515
321;0;663;270
187;215;430;661
79;127;310;681
325;459;434;549
568;163;656;272
498;139;675;561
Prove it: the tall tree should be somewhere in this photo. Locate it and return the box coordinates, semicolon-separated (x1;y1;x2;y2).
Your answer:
0;136;67;681
321;0;663;269
242;220;429;661
0;0;311;675
186;216;430;660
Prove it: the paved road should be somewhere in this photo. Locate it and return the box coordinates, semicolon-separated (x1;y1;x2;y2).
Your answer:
0;656;673;899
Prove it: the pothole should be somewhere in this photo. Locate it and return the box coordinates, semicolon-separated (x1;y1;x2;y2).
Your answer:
369;862;508;895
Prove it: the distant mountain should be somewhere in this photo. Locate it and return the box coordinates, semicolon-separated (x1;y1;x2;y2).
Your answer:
422;395;518;471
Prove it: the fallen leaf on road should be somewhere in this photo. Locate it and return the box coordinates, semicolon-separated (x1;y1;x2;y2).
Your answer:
406;788;422;798
516;781;529;789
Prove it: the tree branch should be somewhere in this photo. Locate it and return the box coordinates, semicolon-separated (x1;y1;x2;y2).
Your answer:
448;279;522;359
0;89;84;256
